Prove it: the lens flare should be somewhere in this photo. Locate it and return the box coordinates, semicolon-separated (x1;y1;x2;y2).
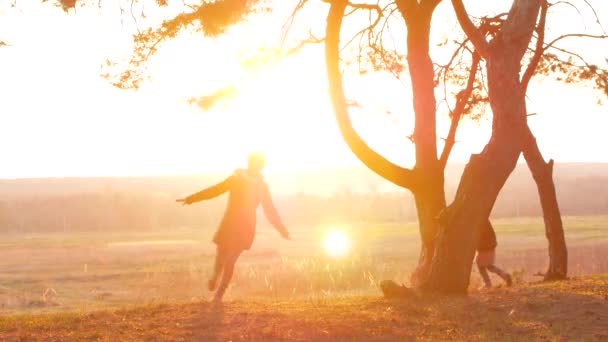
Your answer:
323;230;350;258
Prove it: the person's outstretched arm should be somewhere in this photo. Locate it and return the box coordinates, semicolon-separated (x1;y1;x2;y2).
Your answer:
261;184;290;239
176;176;232;205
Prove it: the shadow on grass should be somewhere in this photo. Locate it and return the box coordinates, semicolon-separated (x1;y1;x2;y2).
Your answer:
190;302;224;342
377;279;608;340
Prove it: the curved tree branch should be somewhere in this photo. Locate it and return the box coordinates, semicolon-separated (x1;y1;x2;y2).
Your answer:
281;0;309;46
340;3;383;53
543;33;608;53
521;0;548;92
130;0;141;34
326;0;416;190
582;0;607;34
451;0;490;58
435;38;471;110
439;51;481;170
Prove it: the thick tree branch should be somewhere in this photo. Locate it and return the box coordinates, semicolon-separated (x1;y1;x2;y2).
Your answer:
326;0;416;190
451;0;490;58
422;0;442;14
521;0;548;92
502;0;542;58
439;51;481;170
521;125;568;280
395;0;418;21
345;1;381;13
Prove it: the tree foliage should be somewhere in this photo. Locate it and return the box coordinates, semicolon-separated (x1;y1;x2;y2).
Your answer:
25;0;608;117
101;0;270;89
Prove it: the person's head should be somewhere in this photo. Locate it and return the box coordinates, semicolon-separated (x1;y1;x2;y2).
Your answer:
247;152;266;174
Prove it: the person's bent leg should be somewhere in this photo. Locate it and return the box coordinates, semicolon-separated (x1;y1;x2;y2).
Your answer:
214;248;243;301
487;264;512;286
478;264;492;288
209;245;227;291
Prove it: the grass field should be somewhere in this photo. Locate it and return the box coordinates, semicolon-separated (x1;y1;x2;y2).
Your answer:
0;216;607;316
1;275;607;341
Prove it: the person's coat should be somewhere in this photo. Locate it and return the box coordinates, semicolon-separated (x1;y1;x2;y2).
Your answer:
184;169;287;250
477;219;498;252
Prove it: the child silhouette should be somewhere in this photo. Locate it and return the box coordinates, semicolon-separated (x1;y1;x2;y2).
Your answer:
177;153;290;302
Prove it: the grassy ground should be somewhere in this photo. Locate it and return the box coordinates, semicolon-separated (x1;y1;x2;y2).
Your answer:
1;216;608;314
1;275;607;341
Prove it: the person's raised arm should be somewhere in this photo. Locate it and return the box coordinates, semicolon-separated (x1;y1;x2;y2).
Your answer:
261;184;290;239
176;176;232;205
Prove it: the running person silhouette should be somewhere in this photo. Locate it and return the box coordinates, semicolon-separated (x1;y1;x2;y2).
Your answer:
476;219;512;289
177;153;290;302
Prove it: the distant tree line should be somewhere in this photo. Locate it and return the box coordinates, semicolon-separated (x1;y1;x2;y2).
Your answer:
0;173;606;233
0;191;414;233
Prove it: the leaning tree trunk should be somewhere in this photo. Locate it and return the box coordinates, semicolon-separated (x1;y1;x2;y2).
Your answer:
517;0;568;281
420;0;542;294
419;135;523;294
522;130;568;280
419;61;526;294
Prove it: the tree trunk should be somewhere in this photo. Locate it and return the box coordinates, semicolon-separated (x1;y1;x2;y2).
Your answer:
411;172;446;287
325;1;448;287
522;131;568;280
402;4;447;288
419;140;522;294
420;0;541;294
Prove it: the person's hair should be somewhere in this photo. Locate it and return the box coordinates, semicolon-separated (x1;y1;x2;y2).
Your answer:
247;152;265;170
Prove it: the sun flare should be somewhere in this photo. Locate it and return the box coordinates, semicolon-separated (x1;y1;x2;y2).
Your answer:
323;230;350;258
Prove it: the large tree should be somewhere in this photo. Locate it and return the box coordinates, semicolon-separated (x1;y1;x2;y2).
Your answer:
440;0;606;284
326;0;607;292
326;0;454;287
420;0;606;292
417;0;544;293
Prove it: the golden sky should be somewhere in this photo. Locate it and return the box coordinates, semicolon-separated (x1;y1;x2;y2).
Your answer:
0;0;606;178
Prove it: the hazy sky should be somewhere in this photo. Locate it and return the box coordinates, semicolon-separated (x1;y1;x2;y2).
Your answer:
0;0;606;178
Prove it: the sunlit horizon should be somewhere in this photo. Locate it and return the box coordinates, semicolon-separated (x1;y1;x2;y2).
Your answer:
0;1;607;179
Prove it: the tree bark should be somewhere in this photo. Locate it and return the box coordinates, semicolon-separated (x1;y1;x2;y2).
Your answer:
410;172;446;286
401;4;447;287
519;0;568;281
522;130;568;280
420;137;523;294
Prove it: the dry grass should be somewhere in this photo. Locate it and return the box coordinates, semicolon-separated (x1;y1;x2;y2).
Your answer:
1;216;608;314
1;275;607;341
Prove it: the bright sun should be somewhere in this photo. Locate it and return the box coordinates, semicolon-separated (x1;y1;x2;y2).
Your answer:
323;230;350;258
